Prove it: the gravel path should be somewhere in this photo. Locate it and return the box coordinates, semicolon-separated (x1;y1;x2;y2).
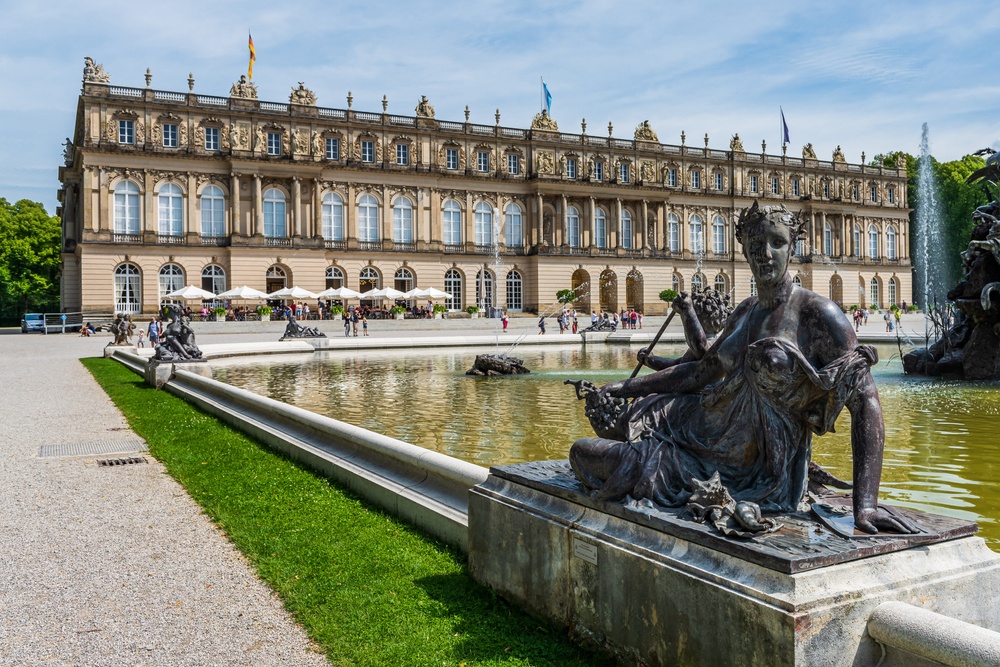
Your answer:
0;331;327;667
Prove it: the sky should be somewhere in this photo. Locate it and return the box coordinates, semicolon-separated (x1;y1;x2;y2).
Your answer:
2;0;999;214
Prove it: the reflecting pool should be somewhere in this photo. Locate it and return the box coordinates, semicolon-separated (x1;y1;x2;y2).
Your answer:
211;344;1000;547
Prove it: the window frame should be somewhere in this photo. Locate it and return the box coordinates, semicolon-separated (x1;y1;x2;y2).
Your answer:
322;192;345;241
504;203;522;247
204;126;220;151
443;200;462;245
395;143;409;166
200;185;225;238
118;119;134;145
446;148;459;170
162;123;178;148
262;188;287;238
357;194;379;242
325;137;340;161
507;153;520;175
361;140;375;163
157;183;184;237
566;157;577;179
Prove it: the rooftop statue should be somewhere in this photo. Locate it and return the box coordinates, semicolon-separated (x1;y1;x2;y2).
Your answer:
832;145;846;163
729;133;744;153
230;75;258;100
415;95;436;119
568;202;917;536
289;82;316;106
634;120;659;143
83;57;110;83
802;143;817;159
530;109;558;132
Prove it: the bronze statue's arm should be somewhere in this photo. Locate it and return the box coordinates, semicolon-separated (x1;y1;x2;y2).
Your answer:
606;352;724;400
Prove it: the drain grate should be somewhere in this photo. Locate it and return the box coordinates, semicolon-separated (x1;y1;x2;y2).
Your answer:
39;439;147;459
96;456;148;467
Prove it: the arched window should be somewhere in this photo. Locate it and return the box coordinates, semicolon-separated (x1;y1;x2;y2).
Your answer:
824;222;833;256
506;270;523;311
691;273;705;291
357;194;379;242
887;226;897;260
594;208;608;248
443;200;462;246
200;185;225;238
474;201;493;246
394;267;414;294
359;266;380;296
792;274;803;287
114;181;141;235
201;265;226;295
114;263;141;314
714;274;728;293
749;276;758;297
159;263;185;303
475;270;494;310
712;215;726;254
853;225;862;257
322;193;344;241
690;214;704;254
888;278;898;306
870;277;880;307
868;225;880;259
263;188;286;238
621;210;633;249
671;274;681;294
505;203;522;247
325;266;344;289
444;268;462;310
393;197;413;244
566;205;580;248
265;265;287;294
667;213;680;252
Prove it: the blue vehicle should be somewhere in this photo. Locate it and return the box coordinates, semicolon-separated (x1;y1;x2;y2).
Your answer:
20;313;44;333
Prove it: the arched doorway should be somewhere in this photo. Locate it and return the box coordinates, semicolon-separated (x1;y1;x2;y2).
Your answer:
829;274;843;306
360;267;381;307
572;268;591;313
475;269;495;312
266;265;287;294
114;263;141;314
600;269;617;313
625;268;644;311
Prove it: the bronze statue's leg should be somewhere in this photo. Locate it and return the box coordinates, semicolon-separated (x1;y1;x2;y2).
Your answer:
570;438;643;501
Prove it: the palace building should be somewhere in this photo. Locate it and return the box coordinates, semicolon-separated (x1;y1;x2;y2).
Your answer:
58;59;912;316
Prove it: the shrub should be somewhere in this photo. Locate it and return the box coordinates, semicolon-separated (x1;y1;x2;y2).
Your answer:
465;305;480;315
432;304;447;314
213;306;227;319
556;289;577;305
659;289;678;303
330;305;344;316
256;305;272;316
390;305;407;315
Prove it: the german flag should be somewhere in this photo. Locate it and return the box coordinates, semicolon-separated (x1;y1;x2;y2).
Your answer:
248;33;256;80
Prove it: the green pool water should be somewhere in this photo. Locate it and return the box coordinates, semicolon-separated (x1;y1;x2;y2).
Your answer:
211;343;1000;547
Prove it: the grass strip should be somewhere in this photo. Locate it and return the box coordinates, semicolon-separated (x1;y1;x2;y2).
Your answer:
82;357;605;667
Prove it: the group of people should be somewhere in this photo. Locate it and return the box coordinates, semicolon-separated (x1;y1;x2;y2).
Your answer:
589;309;643;330
341;308;369;337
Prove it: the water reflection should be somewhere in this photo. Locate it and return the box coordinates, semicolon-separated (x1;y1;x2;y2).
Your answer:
211;344;1000;548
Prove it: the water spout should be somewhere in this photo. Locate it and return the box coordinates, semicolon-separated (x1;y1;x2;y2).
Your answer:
915;123;950;311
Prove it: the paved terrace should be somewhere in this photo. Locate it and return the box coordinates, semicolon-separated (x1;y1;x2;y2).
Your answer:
0;312;927;665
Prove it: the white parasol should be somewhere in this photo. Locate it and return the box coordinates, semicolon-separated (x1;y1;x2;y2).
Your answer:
163;285;218;300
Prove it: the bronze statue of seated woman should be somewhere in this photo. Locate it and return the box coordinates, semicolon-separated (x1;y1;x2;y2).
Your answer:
569;202;915;535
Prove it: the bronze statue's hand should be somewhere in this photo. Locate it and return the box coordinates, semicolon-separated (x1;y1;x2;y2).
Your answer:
672;292;692;314
855;506;920;535
636;348;649;366
601;379;627;400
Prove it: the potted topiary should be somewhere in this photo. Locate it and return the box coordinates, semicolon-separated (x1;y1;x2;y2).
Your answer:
330;305;345;316
257;305;272;322
466;305;480;318
213;306;227;321
390;305;407;320
433;304;447;319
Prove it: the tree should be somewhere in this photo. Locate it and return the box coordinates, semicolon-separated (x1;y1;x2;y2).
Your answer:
556;289;577;305
659;289;678;303
0;199;62;319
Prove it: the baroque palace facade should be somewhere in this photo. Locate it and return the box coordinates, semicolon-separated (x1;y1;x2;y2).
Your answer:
58;59;912;316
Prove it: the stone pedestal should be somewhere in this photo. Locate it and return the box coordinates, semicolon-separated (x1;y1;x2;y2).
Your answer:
144;360;211;389
468;461;1000;667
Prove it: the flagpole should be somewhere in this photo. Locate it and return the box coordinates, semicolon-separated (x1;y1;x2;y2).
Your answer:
540;76;543;112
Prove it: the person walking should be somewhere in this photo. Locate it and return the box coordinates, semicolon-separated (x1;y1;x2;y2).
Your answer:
147;317;160;347
501;312;509;332
136;328;144;347
538;316;546;335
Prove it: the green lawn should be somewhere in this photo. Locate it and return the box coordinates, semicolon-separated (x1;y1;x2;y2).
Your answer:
82;358;605;667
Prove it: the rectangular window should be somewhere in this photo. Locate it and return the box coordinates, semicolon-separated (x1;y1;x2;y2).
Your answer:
594;162;604;181
824;181;830;198
870;185;878;203
361;140;375;163
446;148;458;170
691;171;701;189
853;184;860;200
508;154;520;175
205;127;219;151
750;174;759;193
771;177;780;194
267;132;281;156
325;137;340;160
396;143;409;165
714;172;724;190
668;168;677;187
566;158;577;179
162;124;178;148
118;120;134;144
887;187;895;204
619;163;630;183
792;179;800;196
477;151;490;172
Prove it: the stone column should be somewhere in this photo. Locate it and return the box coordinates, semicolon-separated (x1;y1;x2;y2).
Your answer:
143;170;155;235
346;183;356;243
532;194;543;247
680;205;688;256
312;178;322;240
253;175;262;237
88;168;101;233
465;191;474;246
557;195;567;247
613;199;622;249
840;214;848;258
384;186;393;244
655;202;665;251
808;211;816;255
640;200;649;249
819;212;827;255
186;172;197;237
292;177;302;239
230;173;241;236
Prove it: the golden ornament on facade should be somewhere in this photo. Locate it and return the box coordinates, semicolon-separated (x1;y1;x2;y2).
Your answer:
289;82;317;106
634;120;659;143
230;75;258;99
730;134;745;153
530;110;558;132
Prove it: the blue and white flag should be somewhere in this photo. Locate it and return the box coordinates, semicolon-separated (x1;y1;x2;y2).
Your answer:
780;107;790;145
543;81;552;114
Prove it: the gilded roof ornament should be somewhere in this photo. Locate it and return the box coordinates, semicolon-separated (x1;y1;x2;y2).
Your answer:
634;120;659;143
230;75;258;100
832;145;846;163
290;82;316;106
83;57;110;83
802;143;817;159
730;134;745;153
531;109;559;132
